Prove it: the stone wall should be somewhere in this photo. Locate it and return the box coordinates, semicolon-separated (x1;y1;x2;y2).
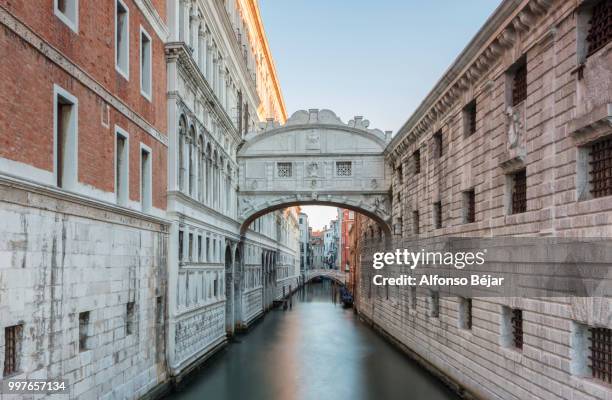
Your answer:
357;0;612;399
0;179;168;399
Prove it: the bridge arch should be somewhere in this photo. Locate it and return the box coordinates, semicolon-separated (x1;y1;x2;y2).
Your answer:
237;109;393;238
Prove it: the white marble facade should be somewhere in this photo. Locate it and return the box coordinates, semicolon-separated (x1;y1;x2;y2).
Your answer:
165;0;300;378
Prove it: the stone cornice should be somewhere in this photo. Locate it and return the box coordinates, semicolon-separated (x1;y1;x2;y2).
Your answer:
386;0;555;163
166;42;242;146
207;0;259;108
0;174;170;232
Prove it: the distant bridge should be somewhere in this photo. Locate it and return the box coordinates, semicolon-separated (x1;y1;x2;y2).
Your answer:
305;269;348;285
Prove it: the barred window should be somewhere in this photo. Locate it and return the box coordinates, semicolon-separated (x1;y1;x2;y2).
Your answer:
413;210;420;234
433;201;442;229
512;62;527;106
511;169;527;214
126;302;135;335
3;325;21;376
589;137;612;198
433;130;443;158
463;189;475;223
464;100;477;137
429;290;439;318
336;161;352;177
277;162;292;178
79;312;90;352
511;308;523;349
587;0;612;58
413;149;421;174
589;327;612;384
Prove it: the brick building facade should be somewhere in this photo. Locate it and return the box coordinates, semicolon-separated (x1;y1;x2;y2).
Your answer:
0;0;300;398
356;0;612;399
0;0;169;398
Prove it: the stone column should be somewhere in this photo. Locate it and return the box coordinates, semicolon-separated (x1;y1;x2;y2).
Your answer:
198;28;206;72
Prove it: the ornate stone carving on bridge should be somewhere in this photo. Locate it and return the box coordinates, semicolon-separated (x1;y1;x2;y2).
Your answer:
237;109;393;234
254;109;391;142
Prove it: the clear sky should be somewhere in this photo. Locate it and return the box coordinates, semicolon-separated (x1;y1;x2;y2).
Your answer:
259;1;501;229
259;0;500;132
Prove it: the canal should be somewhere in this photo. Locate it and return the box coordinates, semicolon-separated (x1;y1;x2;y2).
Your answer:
167;281;459;400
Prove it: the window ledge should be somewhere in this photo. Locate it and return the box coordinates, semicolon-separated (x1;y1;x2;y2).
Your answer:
569;103;612;146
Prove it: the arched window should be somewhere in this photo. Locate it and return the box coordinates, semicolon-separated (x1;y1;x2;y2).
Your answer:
213;150;219;208
197;135;204;202
206;143;212;205
188;125;196;196
226;163;232;214
178;116;187;191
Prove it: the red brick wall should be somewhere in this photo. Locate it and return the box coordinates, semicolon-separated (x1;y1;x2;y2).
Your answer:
0;1;167;210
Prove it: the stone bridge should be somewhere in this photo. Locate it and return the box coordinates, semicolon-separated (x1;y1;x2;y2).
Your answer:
304;268;349;285
237;109;392;236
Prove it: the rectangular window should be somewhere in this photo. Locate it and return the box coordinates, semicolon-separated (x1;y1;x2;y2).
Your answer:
54;0;78;32
463;189;476;223
206;237;210;262
115;0;129;79
397;164;403;184
214;274;218;297
433;201;442;229
511;61;527;106
463;100;477;137
459;298;472;330
586;0;612;58
78;311;90;352
410;287;417;310
502;307;523;350
511;169;527;214
126;302;135;335
277;162;292;178
428;290;439;318
433;130;443;158
178;231;183;262
140;27;152;99
115;128;129;205
511;309;523;349
336;161;352;177
3;325;22;376
188;233;194;261
588;326;612;384
589;137;612;198
412;210;419;234
140;147;151;212
413;149;421;174
198;235;202;261
54;85;78;189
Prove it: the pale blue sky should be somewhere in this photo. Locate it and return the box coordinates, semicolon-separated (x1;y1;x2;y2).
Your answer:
259;1;501;229
260;0;500;132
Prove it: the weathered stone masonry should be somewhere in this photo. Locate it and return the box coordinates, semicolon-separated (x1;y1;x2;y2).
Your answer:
357;0;612;399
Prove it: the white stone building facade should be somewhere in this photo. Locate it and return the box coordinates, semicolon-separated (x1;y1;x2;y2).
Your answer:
164;0;300;378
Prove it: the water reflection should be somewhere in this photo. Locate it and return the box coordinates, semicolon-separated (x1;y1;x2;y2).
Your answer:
168;281;459;400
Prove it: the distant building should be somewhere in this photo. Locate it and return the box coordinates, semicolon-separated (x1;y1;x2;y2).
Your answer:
339;209;355;272
298;212;311;274
323;222;339;269
310;230;325;269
